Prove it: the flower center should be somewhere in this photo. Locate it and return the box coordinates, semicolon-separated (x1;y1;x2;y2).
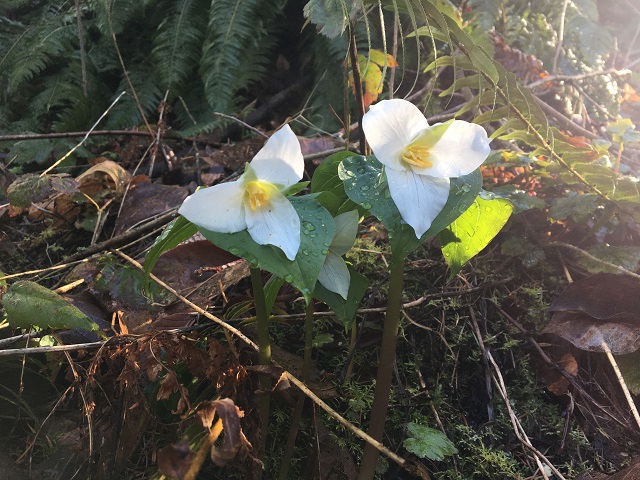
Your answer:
401;145;432;169
245;180;274;211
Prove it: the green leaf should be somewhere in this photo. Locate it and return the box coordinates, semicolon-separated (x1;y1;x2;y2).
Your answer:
197;195;334;303
303;0;359;39
144;215;199;277
549;193;599;222
438;196;512;278
616;350;640;395
491;185;546;213
338;155;482;262
264;275;285;315
313;266;368;330
2;281;103;335
310;151;364;216
403;423;458;461
577;245;640;274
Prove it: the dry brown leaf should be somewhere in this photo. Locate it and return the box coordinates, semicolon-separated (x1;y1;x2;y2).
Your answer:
548;273;640;320
157;439;194;480
546;352;579;395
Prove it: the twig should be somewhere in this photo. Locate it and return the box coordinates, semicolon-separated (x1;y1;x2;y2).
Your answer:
534;97;599;140
74;0;88;97
111;249;258;350
547;242;640;280
41;91;127;176
212;112;268;139
600;337;640;429
554;0;570;74
487;350;564;479
490;301;635;433
61;209;178;264
0;259;89;282
0;130;171;142
528;68;633;89
285;373;429;478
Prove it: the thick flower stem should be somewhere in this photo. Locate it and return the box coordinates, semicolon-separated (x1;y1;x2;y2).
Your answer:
277;301;314;480
250;267;272;457
357;259;405;480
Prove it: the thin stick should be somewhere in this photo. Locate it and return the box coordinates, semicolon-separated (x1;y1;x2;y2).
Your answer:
548;242;640;280
285;373;417;474
600;338;640;429
112;249;258;349
41;91;127;176
552;0;570;73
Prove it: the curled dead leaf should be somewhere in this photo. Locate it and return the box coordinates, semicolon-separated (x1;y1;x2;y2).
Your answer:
196;398;250;467
76;159;132;198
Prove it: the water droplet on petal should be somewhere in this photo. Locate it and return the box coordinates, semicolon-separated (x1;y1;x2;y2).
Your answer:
361;185;370;191
362;203;372;210
284;274;294;282
302;249;309;256
321;249;328;255
229;248;241;256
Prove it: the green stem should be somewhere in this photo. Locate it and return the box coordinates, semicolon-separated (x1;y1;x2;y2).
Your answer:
277;301;314;480
357;259;405;480
250;267;272;458
349;22;367;155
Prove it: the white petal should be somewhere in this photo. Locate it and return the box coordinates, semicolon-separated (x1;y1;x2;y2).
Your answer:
386;169;450;238
178;182;247;233
424;120;491;178
362;99;430;171
317;251;351;299
245;191;301;260
331;210;359;256
250;125;304;187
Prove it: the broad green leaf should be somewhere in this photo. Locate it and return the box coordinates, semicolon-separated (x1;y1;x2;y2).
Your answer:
549;193;598;222
403;423;458;461
438;196;512;278
338;155;482;262
313;266;368;329
2;281;103;335
144;215;199;277
198;195;334;303
310;152;364;216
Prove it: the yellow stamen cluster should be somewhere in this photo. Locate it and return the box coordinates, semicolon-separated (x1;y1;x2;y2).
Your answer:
401;145;432;169
245;181;272;210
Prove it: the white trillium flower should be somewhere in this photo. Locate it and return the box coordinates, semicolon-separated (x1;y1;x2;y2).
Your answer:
317;210;359;300
178;125;304;260
362;98;491;238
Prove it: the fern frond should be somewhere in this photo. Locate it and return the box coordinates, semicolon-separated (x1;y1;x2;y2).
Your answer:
104;62;163;129
5;22;77;93
151;0;208;92
199;0;287;113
